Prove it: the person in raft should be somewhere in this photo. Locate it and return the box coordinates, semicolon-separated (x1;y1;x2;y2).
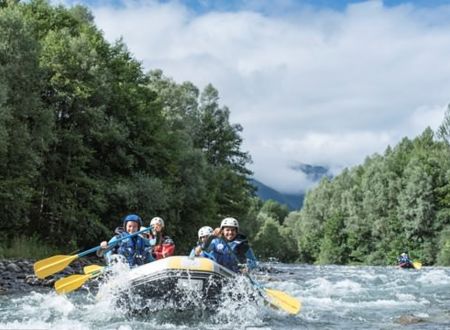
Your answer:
98;214;151;267
191;226;216;260
398;252;413;268
144;216;175;261
195;217;257;273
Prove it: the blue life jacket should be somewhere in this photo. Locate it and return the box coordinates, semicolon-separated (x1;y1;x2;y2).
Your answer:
398;256;412;265
105;228;151;267
190;244;216;261
205;234;257;273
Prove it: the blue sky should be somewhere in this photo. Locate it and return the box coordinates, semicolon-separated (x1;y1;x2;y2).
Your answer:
68;0;450;11
60;0;450;193
180;0;450;12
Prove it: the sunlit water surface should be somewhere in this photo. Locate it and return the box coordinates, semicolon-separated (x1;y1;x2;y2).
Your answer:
1;263;449;329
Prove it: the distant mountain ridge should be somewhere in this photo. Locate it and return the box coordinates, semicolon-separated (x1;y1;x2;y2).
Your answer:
290;163;332;181
251;162;332;210
250;179;304;211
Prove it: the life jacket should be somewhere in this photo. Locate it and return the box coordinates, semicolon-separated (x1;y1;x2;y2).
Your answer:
398;256;411;264
190;243;216;261
206;234;254;273
111;228;150;267
398;255;413;268
149;233;175;260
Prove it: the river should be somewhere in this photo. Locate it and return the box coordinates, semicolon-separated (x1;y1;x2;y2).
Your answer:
0;263;449;329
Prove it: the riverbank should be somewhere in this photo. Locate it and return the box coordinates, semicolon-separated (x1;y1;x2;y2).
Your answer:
0;258;102;294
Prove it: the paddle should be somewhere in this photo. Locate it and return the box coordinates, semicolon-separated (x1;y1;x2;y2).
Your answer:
83;264;105;275
34;227;151;279
412;261;422;270
245;273;301;315
204;235;301;315
55;265;105;294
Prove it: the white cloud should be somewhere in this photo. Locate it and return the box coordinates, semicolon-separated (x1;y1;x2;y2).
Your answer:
248;130;394;192
81;0;450;193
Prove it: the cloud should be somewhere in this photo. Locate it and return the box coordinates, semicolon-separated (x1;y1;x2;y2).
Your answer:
79;0;450;193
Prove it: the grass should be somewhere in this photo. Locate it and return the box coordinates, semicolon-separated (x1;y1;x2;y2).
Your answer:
0;235;59;259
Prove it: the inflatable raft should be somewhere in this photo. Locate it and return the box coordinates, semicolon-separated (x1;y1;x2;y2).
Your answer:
102;255;237;312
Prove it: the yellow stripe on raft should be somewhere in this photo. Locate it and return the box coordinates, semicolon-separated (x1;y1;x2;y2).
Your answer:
166;256;215;272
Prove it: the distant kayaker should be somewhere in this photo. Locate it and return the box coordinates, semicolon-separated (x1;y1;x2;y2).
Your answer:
191;226;216;260
398;252;413;268
98;214;152;267
145;217;175;260
198;217;257;273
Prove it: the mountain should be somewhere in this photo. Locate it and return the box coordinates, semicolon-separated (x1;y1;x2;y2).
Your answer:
290;163;332;181
250;179;304;211
251;163;333;210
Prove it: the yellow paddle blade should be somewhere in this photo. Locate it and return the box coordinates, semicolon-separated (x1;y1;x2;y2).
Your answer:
83;265;104;275
34;255;78;279
55;274;93;294
413;261;422;270
264;288;302;315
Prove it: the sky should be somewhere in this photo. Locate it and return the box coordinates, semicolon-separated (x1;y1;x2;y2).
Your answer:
59;0;450;193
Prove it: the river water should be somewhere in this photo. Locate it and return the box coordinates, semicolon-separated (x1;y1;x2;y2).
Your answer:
0;263;449;329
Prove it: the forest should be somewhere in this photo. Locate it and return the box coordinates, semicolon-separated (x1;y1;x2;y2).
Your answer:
1;0;449;266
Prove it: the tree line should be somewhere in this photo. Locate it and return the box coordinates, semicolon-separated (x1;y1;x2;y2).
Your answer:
299;123;450;265
253;122;450;266
0;0;254;254
1;0;449;266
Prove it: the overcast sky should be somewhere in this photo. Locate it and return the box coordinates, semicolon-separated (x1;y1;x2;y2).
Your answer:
62;0;450;193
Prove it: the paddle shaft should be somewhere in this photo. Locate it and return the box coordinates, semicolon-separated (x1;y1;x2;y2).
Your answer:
35;226;152;279
85;226;152;256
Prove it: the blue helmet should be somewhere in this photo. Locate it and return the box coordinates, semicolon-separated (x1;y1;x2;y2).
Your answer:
123;214;142;227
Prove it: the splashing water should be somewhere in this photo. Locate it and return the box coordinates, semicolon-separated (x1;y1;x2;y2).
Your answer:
1;263;449;329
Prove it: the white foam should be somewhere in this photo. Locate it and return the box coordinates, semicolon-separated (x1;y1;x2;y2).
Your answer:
417;269;450;285
304;277;364;297
395;293;416;301
13;291;75;320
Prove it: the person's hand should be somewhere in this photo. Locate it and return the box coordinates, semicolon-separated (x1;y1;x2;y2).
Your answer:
100;241;108;249
212;227;221;237
239;264;249;273
194;246;202;256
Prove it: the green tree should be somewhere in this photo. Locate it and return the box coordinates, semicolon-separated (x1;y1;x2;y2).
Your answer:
260;199;290;224
318;213;348;264
437;105;450;144
195;84;254;220
252;216;284;260
0;4;53;239
436;225;450;265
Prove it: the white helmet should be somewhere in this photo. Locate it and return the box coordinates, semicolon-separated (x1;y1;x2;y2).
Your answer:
198;226;213;238
150;216;164;227
220;217;239;230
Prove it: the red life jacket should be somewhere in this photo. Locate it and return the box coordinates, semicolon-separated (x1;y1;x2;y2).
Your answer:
151;235;175;259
